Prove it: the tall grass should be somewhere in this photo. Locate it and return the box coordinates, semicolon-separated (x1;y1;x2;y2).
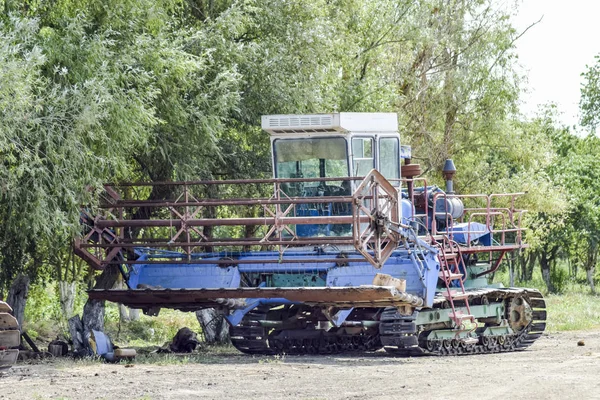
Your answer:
494;264;600;332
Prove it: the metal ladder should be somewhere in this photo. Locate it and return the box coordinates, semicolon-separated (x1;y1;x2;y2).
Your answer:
436;237;477;333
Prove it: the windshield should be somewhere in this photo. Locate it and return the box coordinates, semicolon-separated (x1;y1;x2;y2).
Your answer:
274;138;348;181
273;137;351;237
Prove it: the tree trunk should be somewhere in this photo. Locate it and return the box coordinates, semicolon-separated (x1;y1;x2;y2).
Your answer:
585;239;598;294
195;308;229;344
58;281;77;319
128;308;140;321
540;253;554;293
117;279;132;322
587;267;596;294
118;303;140;322
507;256;515;287
7;273;30;330
119;303;131;322
82;265;120;336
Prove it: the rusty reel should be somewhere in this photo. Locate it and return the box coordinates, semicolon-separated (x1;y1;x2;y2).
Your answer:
352;169;401;269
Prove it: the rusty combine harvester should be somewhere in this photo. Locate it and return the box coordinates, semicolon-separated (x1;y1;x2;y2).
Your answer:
75;113;546;355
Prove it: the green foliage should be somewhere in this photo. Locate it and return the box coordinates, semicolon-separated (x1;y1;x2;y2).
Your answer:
1;0;598;333
495;265;600;331
104;306;200;347
580;54;600;131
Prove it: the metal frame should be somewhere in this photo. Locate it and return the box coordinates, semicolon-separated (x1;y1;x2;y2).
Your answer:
75;171;401;270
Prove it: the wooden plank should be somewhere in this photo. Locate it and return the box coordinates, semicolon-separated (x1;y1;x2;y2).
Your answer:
0;350;19;370
0;313;18;331
372;273;406;292
0;301;12;314
88;286;424;309
0;330;20;348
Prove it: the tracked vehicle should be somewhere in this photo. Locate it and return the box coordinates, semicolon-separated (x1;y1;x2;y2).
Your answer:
75;113;546;356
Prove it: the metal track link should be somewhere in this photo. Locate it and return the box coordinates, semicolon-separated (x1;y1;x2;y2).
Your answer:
230;305;381;355
268;328;381;355
229;306;275;355
379;288;547;356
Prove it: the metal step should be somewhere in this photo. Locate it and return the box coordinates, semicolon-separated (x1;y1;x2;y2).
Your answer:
443;291;469;300
0;311;18;331
439;271;463;280
530;298;546;308
530;322;546;333
441;253;458;260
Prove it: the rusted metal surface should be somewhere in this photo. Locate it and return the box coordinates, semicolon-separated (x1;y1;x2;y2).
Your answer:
352;170;400;268
431;191;527;248
88;286;424;310
107;176;366;187
76;171;402;270
74;171;527;272
97;257;370;265
94;215;367;228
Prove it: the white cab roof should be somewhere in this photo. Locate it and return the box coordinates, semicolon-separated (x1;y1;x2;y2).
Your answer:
261;113;398;135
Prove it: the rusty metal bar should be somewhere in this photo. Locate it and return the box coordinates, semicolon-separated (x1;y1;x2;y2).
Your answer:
107;176;366;187
474;250;508;278
95;215;369;228
80;238;356;248
100;257;383;265
98;196;362;208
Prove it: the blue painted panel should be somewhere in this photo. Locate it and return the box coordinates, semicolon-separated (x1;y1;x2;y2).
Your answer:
401;199;414;225
126;247;439;307
450;222;491;246
326;258;421;293
128;261;240;289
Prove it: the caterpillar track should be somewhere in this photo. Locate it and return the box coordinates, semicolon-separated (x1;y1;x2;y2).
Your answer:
380;288;546;356
230;305;382;355
0;301;20;370
230;288;546;357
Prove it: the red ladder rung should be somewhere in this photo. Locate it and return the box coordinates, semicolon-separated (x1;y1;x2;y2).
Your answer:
443;291;469;300
438;271;463;280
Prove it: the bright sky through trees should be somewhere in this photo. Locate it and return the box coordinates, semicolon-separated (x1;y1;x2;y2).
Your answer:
513;0;600;128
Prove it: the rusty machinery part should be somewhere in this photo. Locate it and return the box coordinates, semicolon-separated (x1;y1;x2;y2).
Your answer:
0;301;20;370
75;171;404;272
352;169;400;269
400;163;422;178
379;288;546;356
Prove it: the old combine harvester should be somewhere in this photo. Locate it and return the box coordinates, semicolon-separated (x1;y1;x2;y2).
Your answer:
75;113;546;355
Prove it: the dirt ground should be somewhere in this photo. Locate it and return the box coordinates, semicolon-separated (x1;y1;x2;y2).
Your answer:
1;330;599;400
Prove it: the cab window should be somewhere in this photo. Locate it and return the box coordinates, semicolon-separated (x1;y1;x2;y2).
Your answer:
352;137;374;177
379;137;400;183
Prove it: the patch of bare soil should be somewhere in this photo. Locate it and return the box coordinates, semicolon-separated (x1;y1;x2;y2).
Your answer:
1;330;599;400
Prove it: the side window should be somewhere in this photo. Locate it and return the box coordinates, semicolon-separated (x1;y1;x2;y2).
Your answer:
352;137;374;177
379;137;400;183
